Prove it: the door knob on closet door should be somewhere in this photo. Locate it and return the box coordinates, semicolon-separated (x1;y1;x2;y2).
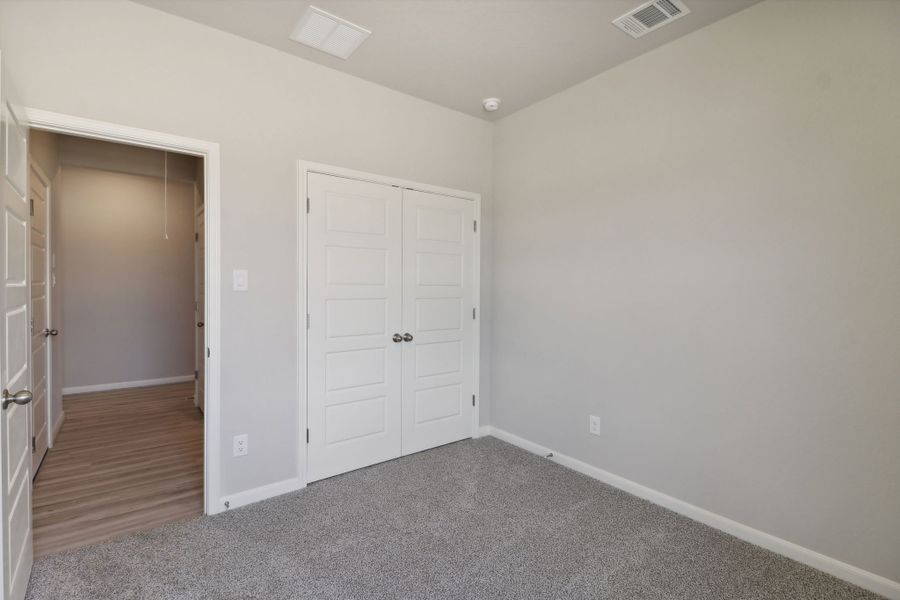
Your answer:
392;333;403;343
402;333;414;342
41;328;59;337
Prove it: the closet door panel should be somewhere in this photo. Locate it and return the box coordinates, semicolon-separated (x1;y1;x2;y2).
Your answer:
307;173;402;482
401;189;475;455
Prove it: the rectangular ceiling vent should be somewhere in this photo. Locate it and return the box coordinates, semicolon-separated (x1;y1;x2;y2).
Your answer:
613;0;691;38
289;6;371;60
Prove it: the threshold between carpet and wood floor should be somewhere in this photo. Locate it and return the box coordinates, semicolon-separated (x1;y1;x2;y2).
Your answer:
26;436;881;600
31;382;203;557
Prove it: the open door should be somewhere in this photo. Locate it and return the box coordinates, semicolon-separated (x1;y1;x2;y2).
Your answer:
194;184;205;413
29;162;51;474
0;50;34;600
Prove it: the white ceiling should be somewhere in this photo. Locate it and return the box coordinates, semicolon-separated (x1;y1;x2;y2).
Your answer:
133;0;760;120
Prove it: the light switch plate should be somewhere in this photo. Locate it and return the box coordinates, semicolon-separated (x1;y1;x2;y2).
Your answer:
589;415;601;436
233;269;249;291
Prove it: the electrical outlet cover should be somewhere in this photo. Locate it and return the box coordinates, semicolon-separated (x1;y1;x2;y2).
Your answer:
233;434;249;456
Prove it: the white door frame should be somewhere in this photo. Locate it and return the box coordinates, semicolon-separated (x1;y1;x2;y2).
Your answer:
24;108;224;515
297;160;481;486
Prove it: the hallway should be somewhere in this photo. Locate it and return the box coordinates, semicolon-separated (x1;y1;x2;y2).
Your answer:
32;382;203;557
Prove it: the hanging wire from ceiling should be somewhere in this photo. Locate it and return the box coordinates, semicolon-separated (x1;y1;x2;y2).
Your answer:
163;150;169;240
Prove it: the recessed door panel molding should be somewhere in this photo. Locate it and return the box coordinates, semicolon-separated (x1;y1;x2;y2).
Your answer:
307;172;403;482
325;298;387;339
6;475;31;599
325;348;386;392
414;384;462;425
326;246;388;286
304;163;479;484
4;101;28;199
325;396;387;445
416;206;463;243
5;210;27;286
415;297;462;333
29;345;45;389
415;252;463;287
415;341;462;379
6;403;28;483
326;192;387;236
5;305;28;385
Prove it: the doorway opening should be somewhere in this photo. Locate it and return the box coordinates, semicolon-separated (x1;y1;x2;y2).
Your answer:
27;131;207;557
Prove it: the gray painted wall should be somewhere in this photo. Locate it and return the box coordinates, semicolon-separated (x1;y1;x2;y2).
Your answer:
29;130;58;177
57;165;195;389
0;0;494;498
9;0;898;585
58;135;200;183
491;0;900;582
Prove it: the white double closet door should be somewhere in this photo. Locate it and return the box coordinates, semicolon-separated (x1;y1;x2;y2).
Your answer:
307;172;476;482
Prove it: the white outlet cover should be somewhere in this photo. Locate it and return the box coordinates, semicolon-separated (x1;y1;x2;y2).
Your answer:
233;269;249;291
233;434;249;456
589;415;601;436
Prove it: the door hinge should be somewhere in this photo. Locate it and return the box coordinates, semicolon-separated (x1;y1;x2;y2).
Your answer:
194;370;199;380
473;307;476;320
472;394;476;407
195;232;199;242
306;197;310;214
32;436;36;452
473;220;477;233
306;428;310;444
306;314;310;329
207;347;210;358
29;198;34;216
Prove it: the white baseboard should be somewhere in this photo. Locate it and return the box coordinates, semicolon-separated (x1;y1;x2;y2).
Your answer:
218;477;306;513
63;375;194;395
483;426;900;600
51;410;65;446
475;425;492;438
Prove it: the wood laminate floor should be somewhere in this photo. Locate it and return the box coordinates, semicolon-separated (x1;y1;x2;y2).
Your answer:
32;382;203;557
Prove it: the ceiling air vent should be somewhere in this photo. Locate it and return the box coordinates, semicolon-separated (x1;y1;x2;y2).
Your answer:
289;6;371;60
613;0;691;38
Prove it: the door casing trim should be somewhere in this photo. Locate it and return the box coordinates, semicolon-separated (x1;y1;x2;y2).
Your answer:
24;108;224;515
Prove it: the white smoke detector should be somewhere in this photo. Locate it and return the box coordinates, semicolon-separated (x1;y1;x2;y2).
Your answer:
289;6;371;60
482;98;501;112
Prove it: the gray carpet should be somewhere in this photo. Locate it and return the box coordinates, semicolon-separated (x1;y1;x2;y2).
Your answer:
27;436;881;600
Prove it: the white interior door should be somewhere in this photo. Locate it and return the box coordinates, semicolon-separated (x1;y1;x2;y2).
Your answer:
400;189;475;455
0;51;35;600
194;191;205;413
306;173;402;482
29;164;50;473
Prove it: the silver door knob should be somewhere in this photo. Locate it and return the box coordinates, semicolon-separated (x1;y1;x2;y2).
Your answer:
2;389;33;410
41;328;59;337
402;333;414;342
392;333;403;343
